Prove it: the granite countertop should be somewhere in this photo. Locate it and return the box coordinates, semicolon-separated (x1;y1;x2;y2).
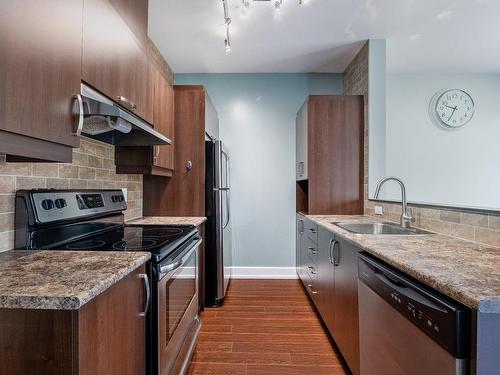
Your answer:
0;250;150;310
305;215;500;313
128;216;207;227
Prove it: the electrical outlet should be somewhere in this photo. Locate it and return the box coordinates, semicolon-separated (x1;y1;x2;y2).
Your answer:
374;205;383;215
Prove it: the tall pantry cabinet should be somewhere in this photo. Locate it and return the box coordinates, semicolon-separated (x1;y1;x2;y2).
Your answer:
296;95;364;215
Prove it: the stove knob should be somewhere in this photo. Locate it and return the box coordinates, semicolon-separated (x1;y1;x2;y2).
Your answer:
119;195;124;202
41;199;54;210
111;195;118;203
55;198;67;209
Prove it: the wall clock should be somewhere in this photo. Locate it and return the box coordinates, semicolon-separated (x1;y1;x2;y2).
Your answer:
429;89;475;129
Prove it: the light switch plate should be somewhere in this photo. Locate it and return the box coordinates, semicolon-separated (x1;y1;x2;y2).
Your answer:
374;205;383;215
121;188;128;202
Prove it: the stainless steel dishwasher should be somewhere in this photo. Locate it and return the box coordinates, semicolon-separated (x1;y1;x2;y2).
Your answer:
358;254;471;375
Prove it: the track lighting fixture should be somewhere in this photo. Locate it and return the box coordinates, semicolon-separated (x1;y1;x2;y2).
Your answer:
223;0;309;51
222;0;231;52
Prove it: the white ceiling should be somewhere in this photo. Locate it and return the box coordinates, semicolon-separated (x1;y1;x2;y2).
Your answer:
148;0;500;74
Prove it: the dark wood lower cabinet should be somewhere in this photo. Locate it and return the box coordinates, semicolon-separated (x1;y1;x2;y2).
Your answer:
334;237;361;375
298;223;360;375
317;226;336;336
0;266;147;375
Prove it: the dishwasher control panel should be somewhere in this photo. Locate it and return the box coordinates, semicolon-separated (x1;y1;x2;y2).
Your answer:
358;254;471;359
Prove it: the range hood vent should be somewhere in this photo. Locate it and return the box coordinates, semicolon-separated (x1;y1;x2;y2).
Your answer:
77;84;171;146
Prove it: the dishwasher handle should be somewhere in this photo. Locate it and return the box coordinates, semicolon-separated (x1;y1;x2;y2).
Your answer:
374;271;447;313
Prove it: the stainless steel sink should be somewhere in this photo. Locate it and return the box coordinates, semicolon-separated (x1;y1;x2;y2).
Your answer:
333;222;432;235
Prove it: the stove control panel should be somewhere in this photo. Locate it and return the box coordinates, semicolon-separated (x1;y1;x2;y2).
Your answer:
30;190;127;224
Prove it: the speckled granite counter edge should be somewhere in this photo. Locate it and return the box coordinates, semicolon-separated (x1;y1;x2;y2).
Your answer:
0;252;151;310
305;215;500;311
127;216;207;227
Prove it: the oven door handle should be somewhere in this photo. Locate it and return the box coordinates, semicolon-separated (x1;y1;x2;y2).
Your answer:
139;274;150;317
159;237;202;275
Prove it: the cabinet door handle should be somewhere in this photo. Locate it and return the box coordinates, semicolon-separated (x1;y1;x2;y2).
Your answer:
299;219;304;234
116;95;137;112
153;145;160;162
328;239;334;264
139;274;150;317
73;94;84;136
332;240;340;266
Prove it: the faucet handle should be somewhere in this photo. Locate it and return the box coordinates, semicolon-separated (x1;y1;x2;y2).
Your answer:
405;208;416;223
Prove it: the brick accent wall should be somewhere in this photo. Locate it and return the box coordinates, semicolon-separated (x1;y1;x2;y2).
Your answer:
343;41;500;248
0;138;143;252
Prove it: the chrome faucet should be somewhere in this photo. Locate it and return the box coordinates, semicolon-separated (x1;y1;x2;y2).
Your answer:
374;177;415;228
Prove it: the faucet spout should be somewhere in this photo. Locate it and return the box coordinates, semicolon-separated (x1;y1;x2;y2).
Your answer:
374;177;414;228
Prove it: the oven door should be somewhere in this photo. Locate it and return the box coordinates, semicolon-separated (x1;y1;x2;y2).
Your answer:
158;236;202;375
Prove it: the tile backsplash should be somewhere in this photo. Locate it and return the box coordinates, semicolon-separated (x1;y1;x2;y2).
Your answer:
343;41;500;248
0;138;143;252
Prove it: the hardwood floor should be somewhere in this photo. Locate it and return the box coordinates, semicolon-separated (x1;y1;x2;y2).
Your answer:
187;279;350;375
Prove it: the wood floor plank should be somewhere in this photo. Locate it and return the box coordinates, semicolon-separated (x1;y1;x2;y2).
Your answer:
187;279;349;375
198;332;331;344
202;318;323;327
247;364;346;375
195;342;233;353
290;353;345;366
232;341;333;354
187;362;247;375
192;352;291;365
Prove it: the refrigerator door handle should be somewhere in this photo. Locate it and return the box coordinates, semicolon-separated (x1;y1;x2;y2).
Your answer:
222;149;231;229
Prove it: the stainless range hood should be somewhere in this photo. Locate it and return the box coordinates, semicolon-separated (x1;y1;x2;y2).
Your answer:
75;84;171;146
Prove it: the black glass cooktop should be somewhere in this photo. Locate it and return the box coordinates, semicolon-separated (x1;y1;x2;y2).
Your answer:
45;225;197;262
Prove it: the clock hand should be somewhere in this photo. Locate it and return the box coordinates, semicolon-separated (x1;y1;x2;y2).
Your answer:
448;107;457;121
444;105;457;110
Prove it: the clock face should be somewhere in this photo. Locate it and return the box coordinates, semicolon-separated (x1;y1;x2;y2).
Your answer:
433;89;474;128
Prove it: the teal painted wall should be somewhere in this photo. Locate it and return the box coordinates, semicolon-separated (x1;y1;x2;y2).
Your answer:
175;73;342;268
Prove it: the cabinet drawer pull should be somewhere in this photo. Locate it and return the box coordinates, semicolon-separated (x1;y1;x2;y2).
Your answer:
307;284;318;294
308;266;317;275
139;274;150;317
308;247;317;255
116;95;137;112
308;228;317;234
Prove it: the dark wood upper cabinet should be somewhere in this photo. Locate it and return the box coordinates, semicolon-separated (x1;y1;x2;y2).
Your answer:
115;60;174;176
0;0;83;162
152;62;175;170
296;95;364;215
108;0;149;43
82;0;153;124
143;86;209;217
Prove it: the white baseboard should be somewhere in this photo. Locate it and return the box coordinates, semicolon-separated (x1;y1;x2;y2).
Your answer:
231;267;298;279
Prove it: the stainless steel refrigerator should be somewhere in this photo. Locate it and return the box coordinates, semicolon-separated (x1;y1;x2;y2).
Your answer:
205;139;232;307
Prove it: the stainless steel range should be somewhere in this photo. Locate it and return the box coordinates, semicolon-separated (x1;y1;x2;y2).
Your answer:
15;189;202;375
